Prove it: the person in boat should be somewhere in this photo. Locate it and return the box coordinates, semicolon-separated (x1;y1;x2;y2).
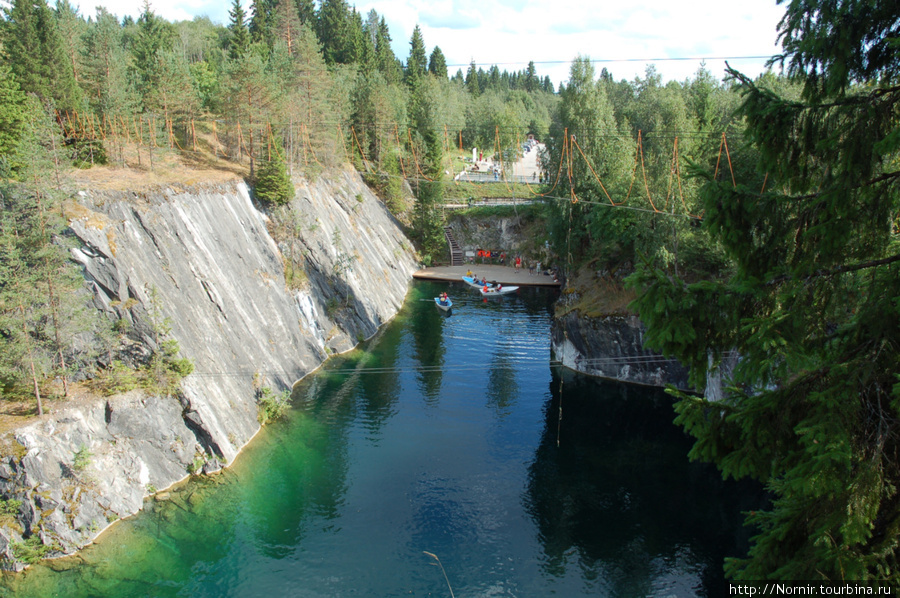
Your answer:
480;277;487;286
496;284;502;292
440;292;449;305
466;269;473;278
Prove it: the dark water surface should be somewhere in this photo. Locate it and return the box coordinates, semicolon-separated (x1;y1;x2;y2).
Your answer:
1;281;757;597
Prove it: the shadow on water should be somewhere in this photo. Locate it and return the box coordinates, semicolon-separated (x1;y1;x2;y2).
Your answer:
526;368;763;597
0;281;762;598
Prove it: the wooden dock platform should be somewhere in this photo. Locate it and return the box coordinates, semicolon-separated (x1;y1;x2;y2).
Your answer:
413;265;560;287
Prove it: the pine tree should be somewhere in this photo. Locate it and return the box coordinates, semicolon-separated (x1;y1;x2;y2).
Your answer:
80;7;136;166
220;48;279;178
146;50;201;142
0;189;47;414
0;100;93;410
272;0;302;56
54;0;87;87
630;0;900;581
285;23;333;170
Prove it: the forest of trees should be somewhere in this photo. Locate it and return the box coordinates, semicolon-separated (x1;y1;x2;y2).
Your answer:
2;0;898;582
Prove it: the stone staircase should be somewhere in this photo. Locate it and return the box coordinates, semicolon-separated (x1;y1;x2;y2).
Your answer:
444;226;464;266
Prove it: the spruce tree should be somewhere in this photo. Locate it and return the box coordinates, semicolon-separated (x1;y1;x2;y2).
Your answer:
465;60;480;96
317;0;355;65
0;64;29;173
227;0;251;59
295;0;315;27
132;0;174;102
374;17;401;84
428;46;447;79
2;0;82;112
629;0;900;581
248;0;274;48
254;138;294;206
404;25;427;85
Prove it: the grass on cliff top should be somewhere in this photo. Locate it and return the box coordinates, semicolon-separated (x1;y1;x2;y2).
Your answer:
555;262;637;319
67;125;249;192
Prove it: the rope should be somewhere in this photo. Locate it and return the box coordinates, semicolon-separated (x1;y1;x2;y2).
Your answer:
169;118;187;151
351;125;373;172
723;134;736;187
302;122;325;170
336;123;351;164
407;128;434;181
637;131;660;212
394;124;408;179
713;132;738;187
566;131;576;202
120;115;131;143
515;130;548;197
672;137;702;219
570;135;621;206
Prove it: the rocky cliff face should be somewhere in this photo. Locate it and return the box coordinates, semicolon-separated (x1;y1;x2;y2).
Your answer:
551;312;692;390
0;169;418;568
551;311;738;399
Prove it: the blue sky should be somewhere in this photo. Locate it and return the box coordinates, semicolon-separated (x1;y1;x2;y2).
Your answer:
71;0;788;86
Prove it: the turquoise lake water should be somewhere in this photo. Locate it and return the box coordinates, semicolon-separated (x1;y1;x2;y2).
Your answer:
1;281;758;597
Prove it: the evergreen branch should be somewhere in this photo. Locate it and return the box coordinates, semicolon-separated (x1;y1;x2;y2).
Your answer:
776;169;900;202
767;254;900;286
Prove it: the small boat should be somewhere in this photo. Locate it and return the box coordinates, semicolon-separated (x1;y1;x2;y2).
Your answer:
462;276;495;289
479;285;519;296
434;296;453;311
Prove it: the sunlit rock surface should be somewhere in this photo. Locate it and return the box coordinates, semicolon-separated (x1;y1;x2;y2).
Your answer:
0;171;418;567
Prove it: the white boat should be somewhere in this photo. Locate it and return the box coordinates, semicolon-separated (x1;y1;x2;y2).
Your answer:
462;275;495;289
479;285;518;296
434;297;453;311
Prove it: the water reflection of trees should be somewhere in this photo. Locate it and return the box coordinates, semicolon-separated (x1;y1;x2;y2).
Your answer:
408;284;446;404
239;323;408;560
524;371;762;596
486;352;517;417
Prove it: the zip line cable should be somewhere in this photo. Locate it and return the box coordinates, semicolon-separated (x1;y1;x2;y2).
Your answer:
444;55;775;69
